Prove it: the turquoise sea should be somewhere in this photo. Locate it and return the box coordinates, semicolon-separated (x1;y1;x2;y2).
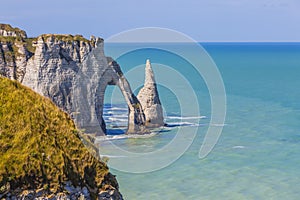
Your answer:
98;43;300;199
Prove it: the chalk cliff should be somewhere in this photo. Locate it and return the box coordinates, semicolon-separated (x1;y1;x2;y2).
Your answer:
0;24;31;82
0;24;164;135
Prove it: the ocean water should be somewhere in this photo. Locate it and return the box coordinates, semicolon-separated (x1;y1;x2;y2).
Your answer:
97;43;300;199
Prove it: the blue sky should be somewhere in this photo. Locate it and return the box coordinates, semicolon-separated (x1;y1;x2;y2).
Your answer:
1;0;299;42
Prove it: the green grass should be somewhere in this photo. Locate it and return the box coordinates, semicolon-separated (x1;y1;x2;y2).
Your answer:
24;38;37;54
0;77;114;198
0;36;28;62
0;36;22;43
40;34;92;45
0;36;36;55
0;34;92;62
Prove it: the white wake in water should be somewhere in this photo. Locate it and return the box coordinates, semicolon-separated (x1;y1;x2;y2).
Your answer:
95;132;159;142
166;116;207;120
101;104;211;141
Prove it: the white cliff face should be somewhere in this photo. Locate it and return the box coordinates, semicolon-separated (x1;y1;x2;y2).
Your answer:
22;34;94;114
0;24;29;80
0;25;149;135
0;40;31;81
137;59;164;127
14;42;31;82
0;42;15;80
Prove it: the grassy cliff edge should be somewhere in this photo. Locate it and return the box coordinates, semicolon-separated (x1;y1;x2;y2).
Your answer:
0;77;120;199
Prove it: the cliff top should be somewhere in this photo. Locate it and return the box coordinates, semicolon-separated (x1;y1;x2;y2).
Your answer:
0;24;97;46
0;23;27;38
40;33;95;46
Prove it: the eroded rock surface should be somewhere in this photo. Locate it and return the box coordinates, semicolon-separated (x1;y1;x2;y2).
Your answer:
137;59;164;127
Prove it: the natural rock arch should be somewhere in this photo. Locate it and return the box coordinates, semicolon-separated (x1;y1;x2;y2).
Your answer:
72;42;147;136
95;58;146;135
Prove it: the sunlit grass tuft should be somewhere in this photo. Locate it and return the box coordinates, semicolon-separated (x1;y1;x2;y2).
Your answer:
0;77;111;198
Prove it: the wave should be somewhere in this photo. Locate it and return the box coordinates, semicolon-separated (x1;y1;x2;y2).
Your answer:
95;132;159;142
102;107;210;130
164;123;227;128
106;107;128;111
232;145;246;149
100;155;128;158
165;121;201;127
166;116;207;120
104;110;127;113
210;123;227;127
108;114;128;118
104;111;115;114
107;117;128;122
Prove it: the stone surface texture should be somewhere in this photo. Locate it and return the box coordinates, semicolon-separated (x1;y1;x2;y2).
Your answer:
137;59;164;127
2;181;123;200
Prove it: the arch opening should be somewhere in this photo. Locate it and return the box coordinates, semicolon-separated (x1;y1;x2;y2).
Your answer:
103;85;129;135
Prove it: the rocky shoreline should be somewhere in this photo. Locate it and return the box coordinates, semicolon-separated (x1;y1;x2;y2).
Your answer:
2;181;122;200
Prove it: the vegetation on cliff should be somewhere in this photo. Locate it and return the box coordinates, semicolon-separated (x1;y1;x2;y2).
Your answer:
0;77;118;198
0;24;27;38
40;34;93;45
0;23;95;71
